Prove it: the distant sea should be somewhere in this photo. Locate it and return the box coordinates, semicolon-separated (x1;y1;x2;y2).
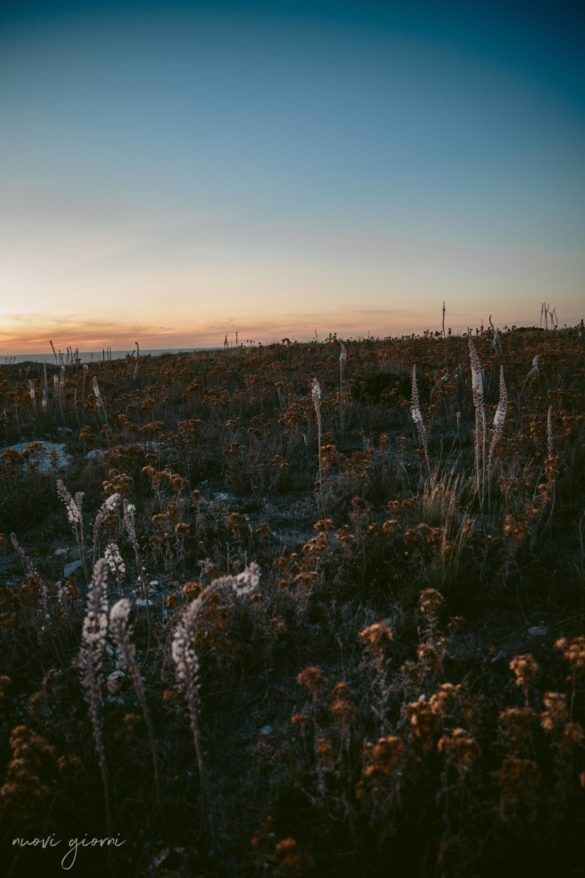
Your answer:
1;348;222;365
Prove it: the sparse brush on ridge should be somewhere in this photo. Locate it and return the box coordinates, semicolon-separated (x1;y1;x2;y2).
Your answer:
172;562;260;845
410;365;430;478
78;559;111;835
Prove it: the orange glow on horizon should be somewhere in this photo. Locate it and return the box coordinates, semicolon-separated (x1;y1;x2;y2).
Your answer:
1;306;572;356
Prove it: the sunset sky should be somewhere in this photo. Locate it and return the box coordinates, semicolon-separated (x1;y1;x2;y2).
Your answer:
1;0;584;353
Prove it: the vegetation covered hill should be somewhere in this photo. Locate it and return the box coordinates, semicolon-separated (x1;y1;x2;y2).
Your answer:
1;328;584;876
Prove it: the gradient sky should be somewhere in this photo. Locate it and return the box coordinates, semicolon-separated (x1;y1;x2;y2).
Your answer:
1;0;584;352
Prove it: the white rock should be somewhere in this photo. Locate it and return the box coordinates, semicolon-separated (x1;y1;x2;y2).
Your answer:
86;449;104;462
2;441;70;473
528;625;548;638
64;560;83;578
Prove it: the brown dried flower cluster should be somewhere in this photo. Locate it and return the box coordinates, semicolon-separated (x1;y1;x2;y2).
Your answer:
359;620;394;655
499;756;541;813
499;707;536;755
556;636;585;673
360;735;406;788
419;587;444;621
437;728;480;774
540;692;568;732
297;665;325;693
405;696;440;752
509;654;539;694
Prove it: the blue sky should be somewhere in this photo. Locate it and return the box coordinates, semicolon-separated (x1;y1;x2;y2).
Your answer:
1;0;584;350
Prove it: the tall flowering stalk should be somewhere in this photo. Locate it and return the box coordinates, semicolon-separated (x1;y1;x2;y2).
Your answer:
488;366;508;473
57;479;88;579
172;563;260;839
92;492;121;563
122;500;151;657
104;542;126;594
93;375;108;425
109;599;162;817
28;380;36;415
78;559;111;834
338;341;347;435
410;365;430;478
468;339;486;502
547;405;554;457
311;378;323;496
81;364;88;411
10;532;49;625
10;532;36;579
42;363;48;412
526;354;539;383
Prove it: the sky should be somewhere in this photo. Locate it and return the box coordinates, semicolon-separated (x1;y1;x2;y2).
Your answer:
1;0;584;353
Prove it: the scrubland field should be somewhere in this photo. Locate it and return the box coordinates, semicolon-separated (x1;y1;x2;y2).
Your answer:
1;328;584;877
